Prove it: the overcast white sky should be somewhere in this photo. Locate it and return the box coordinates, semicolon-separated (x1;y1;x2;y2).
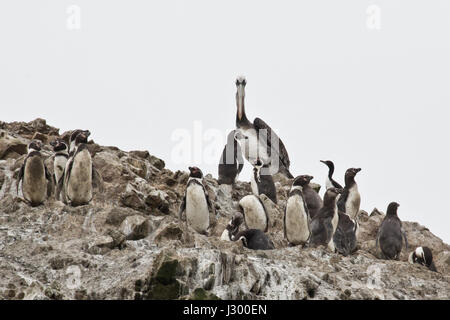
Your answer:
1;1;449;243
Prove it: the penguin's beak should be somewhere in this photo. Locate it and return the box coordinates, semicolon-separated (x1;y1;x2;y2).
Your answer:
84;130;91;138
355;168;361;173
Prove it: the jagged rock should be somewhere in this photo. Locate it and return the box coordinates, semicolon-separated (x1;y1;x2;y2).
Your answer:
0;118;448;300
31;132;48;144
370;208;384;217
145;188;170;214
83;235;115;255
0;131;28;160
119;215;152;240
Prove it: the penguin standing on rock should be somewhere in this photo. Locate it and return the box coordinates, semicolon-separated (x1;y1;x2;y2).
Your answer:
409;247;437;272
62;130;103;206
284;177;310;246
320;160;343;190
376;202;408;260
179;166;213;235
333;212;358;256
337;168;361;220
294;175;323;219
218;130;244;185
309;187;342;252
17;140;52;206
238;194;270;232
50;138;68;200
250;159;277;204
221;212;274;250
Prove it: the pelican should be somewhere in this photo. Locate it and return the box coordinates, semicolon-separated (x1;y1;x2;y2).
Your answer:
234;76;293;178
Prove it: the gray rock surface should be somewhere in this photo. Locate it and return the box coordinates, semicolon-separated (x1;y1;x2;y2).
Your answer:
0;119;449;300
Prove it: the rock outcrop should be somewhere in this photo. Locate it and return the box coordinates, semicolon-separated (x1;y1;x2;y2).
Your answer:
0;119;449;300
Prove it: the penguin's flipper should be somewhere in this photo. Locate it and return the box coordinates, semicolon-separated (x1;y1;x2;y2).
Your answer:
283;205;287;240
178;193;186;221
58;171;67;204
337;188;349;212
16;158;27;195
45;165;54;198
92;166;104;193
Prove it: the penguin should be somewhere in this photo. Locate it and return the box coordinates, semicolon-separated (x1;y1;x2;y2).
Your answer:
333;212;358;256
408;247;437;272
293;175;323;219
337;168;361;220
238;194;269;232
178;166;213;235
284;178;310;246
376;202;408;260
50;138;68;200
220;212;244;241
218;130;244;185
63;130;99;206
232;229;275;250
16;140;52;206
320;160;343;189
309;187;342;252
68;129;84;154
250;159;277;204
234;76;293;178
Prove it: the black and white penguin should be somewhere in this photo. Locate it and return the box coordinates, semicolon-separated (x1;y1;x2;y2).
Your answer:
409;247;437;272
178;166;213;235
68;129;84;154
62;130;95;206
220;212;244;241
233;229;275;250
376;202;408;260
293;175;323;219
218;130;244;185
238;194;269;232
16;140;52;206
320;160;343;189
309;187;342;252
284;179;310;246
337;168;361;220
50;138;68;200
234;76;293;178
250;159;277;204
333;212;358;256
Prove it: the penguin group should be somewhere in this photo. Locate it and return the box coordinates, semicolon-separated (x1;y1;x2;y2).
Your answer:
178;76;439;272
13;76;438;272
16;129;103;207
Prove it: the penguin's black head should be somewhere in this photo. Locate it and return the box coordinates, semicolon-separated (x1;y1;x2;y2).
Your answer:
74;130;90;145
50;138;68;152
70;129;83;143
345;167;361;178
227;212;244;235
28;140;42;152
188;166;203;179
326;187;343;199
293;175;313;186
386;202;400;216
320;160;334;169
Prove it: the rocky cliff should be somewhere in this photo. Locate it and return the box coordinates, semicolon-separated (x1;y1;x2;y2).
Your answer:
0;119;449;300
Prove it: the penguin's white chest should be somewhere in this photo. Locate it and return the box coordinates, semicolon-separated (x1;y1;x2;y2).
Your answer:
54;155;67;183
285;195;310;244
238;128;270;165
346;185;361;219
186;184;210;233
240;196;267;231
66;149;92;205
